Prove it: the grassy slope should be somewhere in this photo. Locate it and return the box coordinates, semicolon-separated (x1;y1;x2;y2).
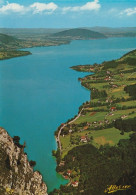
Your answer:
50;49;136;195
59;49;136;157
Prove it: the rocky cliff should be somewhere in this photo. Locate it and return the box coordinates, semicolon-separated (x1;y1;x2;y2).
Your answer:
0;127;48;195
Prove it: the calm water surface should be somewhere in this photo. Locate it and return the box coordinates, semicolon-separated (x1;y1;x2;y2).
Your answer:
0;37;136;192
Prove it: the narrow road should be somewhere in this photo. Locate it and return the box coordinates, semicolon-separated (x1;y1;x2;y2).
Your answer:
57;108;84;153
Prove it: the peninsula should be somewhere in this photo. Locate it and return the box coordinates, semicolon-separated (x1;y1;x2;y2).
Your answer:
0;29;106;60
1;27;136;60
51;49;136;195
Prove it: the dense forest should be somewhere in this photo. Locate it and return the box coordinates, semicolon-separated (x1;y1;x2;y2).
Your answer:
124;84;136;98
91;88;107;99
114;118;136;132
50;133;136;195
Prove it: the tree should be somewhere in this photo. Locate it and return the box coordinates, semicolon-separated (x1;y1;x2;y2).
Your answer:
29;160;36;167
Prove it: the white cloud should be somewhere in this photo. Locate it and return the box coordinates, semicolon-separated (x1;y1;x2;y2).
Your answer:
0;1;101;15
30;2;58;14
0;2;25;14
0;2;58;15
81;0;100;11
62;0;101;13
120;7;136;16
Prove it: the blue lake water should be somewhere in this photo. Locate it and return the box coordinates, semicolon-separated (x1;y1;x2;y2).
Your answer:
0;37;136;192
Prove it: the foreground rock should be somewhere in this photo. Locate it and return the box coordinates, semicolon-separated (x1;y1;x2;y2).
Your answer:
0;127;48;195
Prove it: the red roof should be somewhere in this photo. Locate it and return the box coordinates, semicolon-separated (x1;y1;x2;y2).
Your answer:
64;176;69;179
111;107;116;109
81;136;86;139
72;181;78;185
67;170;72;173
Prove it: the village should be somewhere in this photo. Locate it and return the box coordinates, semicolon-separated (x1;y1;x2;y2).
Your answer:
54;49;136;188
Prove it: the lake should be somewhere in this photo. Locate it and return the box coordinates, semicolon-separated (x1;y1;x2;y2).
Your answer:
0;37;136;192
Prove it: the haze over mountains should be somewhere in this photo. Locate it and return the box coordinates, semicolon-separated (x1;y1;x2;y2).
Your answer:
0;27;136;39
0;28;107;51
1;27;136;56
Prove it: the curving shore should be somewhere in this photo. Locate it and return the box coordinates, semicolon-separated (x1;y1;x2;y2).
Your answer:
56;108;84;154
50;48;136;194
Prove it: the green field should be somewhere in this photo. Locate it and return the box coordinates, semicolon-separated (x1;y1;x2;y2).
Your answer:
74;111;107;124
91;128;132;147
60;127;132;158
58;49;136;159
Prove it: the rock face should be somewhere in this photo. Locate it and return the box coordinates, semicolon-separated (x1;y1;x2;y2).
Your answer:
0;127;48;195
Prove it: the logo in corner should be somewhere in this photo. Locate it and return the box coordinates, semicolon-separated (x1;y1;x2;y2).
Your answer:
104;185;131;194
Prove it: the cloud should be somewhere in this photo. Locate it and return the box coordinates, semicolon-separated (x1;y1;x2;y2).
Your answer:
81;0;100;11
30;2;58;14
0;2;58;15
0;2;25;14
62;0;101;13
120;7;136;16
0;1;101;15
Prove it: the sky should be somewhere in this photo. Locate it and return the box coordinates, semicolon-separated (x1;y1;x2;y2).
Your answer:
0;0;136;28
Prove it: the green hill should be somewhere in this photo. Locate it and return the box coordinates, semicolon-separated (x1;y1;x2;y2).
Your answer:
0;33;17;44
0;33;31;60
52;28;107;39
0;33;21;50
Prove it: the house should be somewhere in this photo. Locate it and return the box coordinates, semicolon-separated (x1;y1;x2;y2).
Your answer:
107;71;111;74
80;136;87;143
99;121;103;125
69;129;73;133
83;126;89;130
105;120;109;124
112;84;118;88
90;67;94;71
71;181;79;187
108;113;114;116
104;76;111;81
67;170;72;176
106;99;109;103
87;122;91;126
64;175;69;179
59;161;65;166
110;107;116;112
121;115;127;119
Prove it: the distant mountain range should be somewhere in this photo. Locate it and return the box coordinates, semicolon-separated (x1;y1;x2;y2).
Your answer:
0;27;136;60
1;27;136;39
52;28;107;39
88;27;136;37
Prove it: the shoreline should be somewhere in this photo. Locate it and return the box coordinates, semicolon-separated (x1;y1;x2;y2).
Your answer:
1;37;136;194
0;50;31;61
56;108;84;154
50;48;136;194
1;36;135;61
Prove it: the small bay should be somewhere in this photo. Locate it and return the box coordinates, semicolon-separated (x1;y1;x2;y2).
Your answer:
0;37;136;192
